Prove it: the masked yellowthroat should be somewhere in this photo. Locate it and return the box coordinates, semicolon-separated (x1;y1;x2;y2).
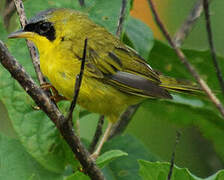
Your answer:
9;8;202;158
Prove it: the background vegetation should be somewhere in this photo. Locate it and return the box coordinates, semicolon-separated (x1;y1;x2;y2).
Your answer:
0;0;224;179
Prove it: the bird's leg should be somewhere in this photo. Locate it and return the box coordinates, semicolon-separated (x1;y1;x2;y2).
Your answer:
41;83;67;103
90;122;113;160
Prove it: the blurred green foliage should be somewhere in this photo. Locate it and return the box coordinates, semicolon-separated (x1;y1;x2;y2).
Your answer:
158;0;224;56
0;0;224;179
0;134;63;180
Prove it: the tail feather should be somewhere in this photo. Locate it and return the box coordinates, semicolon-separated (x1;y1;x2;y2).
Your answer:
159;75;203;96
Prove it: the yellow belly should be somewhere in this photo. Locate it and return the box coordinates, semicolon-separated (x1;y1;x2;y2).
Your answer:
40;55;142;122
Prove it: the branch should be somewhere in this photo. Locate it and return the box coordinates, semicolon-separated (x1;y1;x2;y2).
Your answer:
3;0;16;29
116;0;127;37
173;0;205;47
0;41;105;180
109;104;140;139
203;0;224;94
147;0;224;118
167;131;181;180
89;116;105;153
13;0;46;85
67;38;87;122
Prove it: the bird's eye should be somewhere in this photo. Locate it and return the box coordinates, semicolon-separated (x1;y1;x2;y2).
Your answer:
39;22;50;33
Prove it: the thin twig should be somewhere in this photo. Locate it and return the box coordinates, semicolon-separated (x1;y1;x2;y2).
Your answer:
0;41;105;180
13;0;46;85
116;0;127;37
3;0;16;29
173;0;205;47
78;0;85;7
147;0;224;118
203;0;224;94
167;131;181;180
89;116;105;153
66;38;88;122
109;104;140;139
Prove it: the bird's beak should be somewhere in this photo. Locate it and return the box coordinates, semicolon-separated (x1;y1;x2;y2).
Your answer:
8;29;35;39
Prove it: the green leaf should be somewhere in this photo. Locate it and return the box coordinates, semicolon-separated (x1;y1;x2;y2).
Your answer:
96;150;128;168
138;160;200;180
24;0;77;17
137;98;224;167
149;40;224;95
206;171;224;180
88;0;132;34
0;39;68;173
142;40;224;163
124;17;154;59
138;160;224;180
1;0;133;174
65;172;90;180
0;133;63;180
101;134;158;180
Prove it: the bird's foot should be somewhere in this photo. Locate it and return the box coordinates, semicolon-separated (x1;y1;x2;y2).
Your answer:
41;83;67;103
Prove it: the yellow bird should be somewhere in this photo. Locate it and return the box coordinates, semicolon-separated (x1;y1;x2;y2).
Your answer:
9;8;201;158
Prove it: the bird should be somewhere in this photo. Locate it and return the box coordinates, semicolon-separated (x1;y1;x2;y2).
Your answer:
8;8;202;159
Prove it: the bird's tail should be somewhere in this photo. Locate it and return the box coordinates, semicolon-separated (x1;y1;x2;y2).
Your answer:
159;75;203;96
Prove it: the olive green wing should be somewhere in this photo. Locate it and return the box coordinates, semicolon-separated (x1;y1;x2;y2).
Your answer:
112;46;160;83
85;44;172;99
106;71;172;98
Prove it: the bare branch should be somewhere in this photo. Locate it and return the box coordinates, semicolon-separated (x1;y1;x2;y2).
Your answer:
173;0;205;47
13;0;46;85
167;131;181;180
66;38;88;122
3;0;16;29
116;0;127;37
147;0;224;118
0;40;105;180
203;0;224;94
89;116;105;153
109;104;140;140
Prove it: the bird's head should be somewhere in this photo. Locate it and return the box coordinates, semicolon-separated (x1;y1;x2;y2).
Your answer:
8;8;86;51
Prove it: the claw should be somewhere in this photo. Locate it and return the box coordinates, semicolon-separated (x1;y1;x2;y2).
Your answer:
40;83;67;103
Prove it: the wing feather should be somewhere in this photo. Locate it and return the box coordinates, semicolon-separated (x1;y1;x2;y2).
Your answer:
107;71;172;99
85;45;171;99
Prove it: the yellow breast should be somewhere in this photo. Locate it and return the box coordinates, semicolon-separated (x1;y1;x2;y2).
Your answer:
39;45;140;122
